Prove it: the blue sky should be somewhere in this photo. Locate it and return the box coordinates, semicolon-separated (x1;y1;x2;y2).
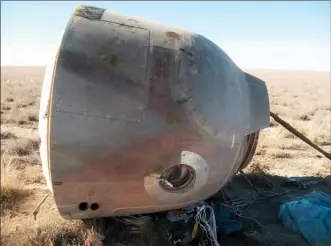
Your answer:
1;1;330;70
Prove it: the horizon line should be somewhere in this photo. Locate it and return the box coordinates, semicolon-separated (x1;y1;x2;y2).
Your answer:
1;65;330;73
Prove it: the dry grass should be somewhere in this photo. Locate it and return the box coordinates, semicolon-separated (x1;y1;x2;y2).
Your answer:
24;165;45;185
298;113;311;121
1;211;105;246
2;105;11;111
248;161;270;173
23;221;104;246
270;151;293;159
6;97;14;102
1;130;17;140
1;153;29;212
245;69;331;177
5;107;39;126
269;119;278;127
5;138;40;157
1;67;330;245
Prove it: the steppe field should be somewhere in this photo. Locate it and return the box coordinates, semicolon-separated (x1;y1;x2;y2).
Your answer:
1;66;330;246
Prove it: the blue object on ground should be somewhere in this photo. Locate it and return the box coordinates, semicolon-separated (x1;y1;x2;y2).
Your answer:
279;191;331;246
214;204;243;235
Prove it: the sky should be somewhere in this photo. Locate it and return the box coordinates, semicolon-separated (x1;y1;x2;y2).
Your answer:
1;1;330;71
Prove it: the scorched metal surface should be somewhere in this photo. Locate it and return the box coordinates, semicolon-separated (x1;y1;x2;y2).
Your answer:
38;5;270;219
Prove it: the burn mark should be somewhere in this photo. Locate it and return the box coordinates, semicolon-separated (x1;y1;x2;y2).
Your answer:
148;47;176;116
53;181;62;185
176;97;191;104
128;19;139;23
59;50;95;77
179;48;193;57
166;31;181;40
74;5;105;21
155;57;167;78
100;54;118;66
58;50;145;102
100;55;107;62
118;23;134;29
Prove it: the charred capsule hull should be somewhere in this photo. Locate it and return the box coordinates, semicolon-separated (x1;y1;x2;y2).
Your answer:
38;5;270;219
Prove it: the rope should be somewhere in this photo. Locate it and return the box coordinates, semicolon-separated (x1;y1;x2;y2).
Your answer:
270;112;331;160
195;202;219;246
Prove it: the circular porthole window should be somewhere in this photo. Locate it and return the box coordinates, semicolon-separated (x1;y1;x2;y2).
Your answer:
159;164;195;191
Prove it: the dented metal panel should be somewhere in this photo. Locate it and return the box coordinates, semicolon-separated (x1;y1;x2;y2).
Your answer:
39;5;270;219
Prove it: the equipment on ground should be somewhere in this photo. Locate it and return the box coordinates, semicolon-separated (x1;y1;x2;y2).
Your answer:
38;5;270;220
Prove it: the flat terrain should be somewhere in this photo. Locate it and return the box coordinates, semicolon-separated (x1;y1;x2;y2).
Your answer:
1;67;330;245
246;69;330;177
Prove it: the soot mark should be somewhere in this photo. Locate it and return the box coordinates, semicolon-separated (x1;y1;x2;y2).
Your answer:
74;5;105;21
166;31;181;40
100;54;118;66
176;97;191;104
179;48;193;57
